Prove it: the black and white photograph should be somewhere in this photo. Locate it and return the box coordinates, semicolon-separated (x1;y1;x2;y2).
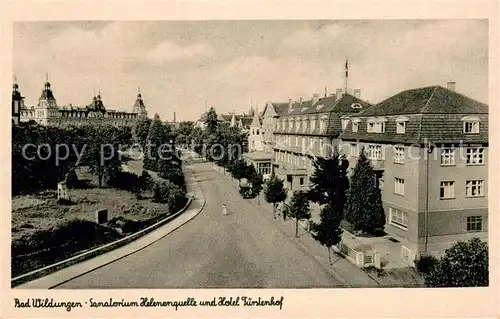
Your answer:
2;1;499;317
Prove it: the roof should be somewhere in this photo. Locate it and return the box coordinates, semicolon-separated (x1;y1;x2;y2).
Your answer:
340;86;489;144
281;93;371;117
239;116;254;127
39;86;56;101
359;85;488;116
268;102;292;115
87;95;106;112
243;150;273;161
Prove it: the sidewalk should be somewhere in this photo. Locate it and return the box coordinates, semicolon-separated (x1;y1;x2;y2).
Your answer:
15;163;205;289
210;164;381;288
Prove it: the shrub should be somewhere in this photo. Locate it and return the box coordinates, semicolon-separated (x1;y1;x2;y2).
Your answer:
107;171;141;192
415;254;440;274
152;180;187;212
11;219;121;257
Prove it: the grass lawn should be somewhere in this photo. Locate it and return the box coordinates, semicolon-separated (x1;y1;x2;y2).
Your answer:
11;163;182;278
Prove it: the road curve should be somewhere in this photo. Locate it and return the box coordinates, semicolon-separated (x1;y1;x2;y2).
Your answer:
56;160;341;288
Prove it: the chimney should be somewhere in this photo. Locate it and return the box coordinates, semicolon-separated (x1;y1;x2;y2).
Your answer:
354;89;361;99
336;88;343;101
447;81;456;91
312;93;320;105
288;98;293;110
173;111;176;123
299;97;303;105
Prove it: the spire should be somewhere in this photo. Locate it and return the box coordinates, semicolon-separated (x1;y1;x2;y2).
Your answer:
137;86;141;98
230;110;236;127
13;75;19;91
250;104;260;127
325;86;327;98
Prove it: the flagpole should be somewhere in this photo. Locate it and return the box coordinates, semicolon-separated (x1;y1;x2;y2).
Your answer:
344;56;349;95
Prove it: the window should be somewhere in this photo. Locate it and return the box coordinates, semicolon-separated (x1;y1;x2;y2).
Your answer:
256;129;259;135
394;178;405;196
319;138;324;150
310;119;316;131
352;122;359;132
441;148;456;166
300;177;305;185
367;144;382;160
466;147;485;165
467;216;482;232
350;143;358;157
390;207;408;229
396;121;406;134
466;180;484;197
288;120;292;131
367;120;385;133
394;146;405;164
296;119;301;132
440;181;455;199
295;136;299;147
464;121;479;134
341;119;349;131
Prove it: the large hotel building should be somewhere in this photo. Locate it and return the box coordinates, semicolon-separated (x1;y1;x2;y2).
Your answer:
12;78;148;127
250;81;488;263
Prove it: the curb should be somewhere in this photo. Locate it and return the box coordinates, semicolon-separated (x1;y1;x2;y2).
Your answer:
12;170;204;288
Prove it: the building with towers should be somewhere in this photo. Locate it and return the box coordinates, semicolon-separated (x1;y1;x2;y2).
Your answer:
15;77;148;127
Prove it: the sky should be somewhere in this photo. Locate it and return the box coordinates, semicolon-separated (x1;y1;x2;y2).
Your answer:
13;20;488;122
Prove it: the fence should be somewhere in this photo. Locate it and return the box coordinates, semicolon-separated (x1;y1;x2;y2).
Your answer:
335;241;380;269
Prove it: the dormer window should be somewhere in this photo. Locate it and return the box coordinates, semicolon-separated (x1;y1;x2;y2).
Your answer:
350;103;362;109
396;116;409;134
367;117;387;133
462;116;480;134
316;104;324;110
301;107;307;112
352;118;360;132
341;116;349;131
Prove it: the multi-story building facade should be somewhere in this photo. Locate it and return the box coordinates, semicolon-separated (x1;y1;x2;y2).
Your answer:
273;90;371;194
17;79;148;127
242;109;273;179
340;82;488;262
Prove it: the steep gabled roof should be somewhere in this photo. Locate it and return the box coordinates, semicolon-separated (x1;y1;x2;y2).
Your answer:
359;85;488;117
281;93;371;117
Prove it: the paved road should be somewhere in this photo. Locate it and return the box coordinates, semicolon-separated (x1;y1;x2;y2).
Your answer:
56;159;341;288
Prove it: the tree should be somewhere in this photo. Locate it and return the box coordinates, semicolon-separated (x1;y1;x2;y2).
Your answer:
311;204;344;264
206;107;218;134
308;151;349;206
144;114;169;171
80;125;123;188
345;147;385;234
132;116;152;149
308;148;350;262
423;238;488;287
264;174;288;218
286;191;311;237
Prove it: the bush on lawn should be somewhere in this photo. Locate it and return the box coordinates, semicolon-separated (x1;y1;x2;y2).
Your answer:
107;171;141;192
152;180;187;212
11;218;122;257
415;254;440;274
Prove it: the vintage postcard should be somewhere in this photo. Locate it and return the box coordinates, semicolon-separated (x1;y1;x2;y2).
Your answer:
1;0;499;318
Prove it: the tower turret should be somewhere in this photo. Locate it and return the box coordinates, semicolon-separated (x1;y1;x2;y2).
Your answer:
132;87;148;118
